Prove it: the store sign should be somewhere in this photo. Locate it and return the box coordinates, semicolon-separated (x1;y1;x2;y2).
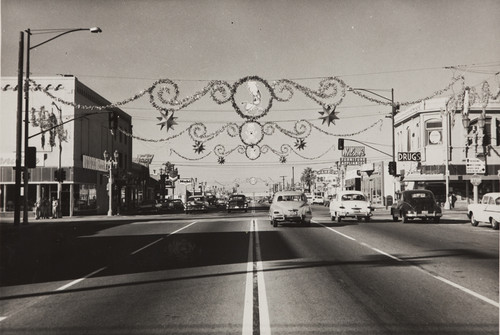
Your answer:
0;152;45;167
341;146;367;165
466;158;485;174
470;174;482;186
179;178;192;184
83;155;107;172
398;152;421;161
135;154;154;166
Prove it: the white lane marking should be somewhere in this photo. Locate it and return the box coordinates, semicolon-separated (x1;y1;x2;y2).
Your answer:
319;222;499;308
242;220;254;335
360;242;404;262
56;266;107;291
130;220;199;255
242;219;271;335
254;220;271;335
0;317;7;322
315;221;356;241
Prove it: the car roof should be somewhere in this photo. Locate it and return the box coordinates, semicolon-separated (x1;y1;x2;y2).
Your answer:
483;192;500;197
274;191;304;196
338;190;364;195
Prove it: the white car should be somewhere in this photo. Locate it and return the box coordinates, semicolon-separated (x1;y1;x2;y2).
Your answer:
269;191;312;227
467;192;500;230
329;190;373;222
312;196;324;205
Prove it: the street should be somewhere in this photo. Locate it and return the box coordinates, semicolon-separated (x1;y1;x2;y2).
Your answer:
0;205;498;334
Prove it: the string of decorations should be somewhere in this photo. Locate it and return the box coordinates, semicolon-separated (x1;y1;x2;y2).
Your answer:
29;74;500;162
29;105;68;148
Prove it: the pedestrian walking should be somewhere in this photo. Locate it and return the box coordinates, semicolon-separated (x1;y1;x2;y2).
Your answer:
52;197;59;219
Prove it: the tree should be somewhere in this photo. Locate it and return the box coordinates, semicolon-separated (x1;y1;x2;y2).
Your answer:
300;167;316;193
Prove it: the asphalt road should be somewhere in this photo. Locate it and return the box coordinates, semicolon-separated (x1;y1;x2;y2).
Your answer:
0;206;498;334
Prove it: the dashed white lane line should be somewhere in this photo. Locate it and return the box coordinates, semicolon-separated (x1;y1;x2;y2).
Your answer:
130;220;198;255
0;220;201;322
56;266;107;291
315;221;499;308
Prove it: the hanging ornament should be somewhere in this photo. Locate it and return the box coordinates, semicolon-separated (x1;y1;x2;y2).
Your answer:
157;112;178;132
318;105;339;126
294;138;306;150
218;156;225;165
279;156;287;163
193;141;205;154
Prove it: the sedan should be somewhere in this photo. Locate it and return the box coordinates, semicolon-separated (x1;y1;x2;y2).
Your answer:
269;191;312;227
329;191;373;222
391;189;442;223
467;192;500;229
185;196;209;214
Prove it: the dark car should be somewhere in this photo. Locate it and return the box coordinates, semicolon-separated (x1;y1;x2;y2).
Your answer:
227;194;248;213
185;196;209;214
156;199;185;213
391;189;442;223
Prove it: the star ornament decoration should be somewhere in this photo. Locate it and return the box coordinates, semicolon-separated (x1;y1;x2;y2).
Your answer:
279;156;287;164
193;141;205;154
217;156;226;165
318;105;339;127
294;138;307;150
157;112;178;132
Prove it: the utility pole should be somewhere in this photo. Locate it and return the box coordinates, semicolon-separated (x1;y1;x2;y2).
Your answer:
280;175;286;191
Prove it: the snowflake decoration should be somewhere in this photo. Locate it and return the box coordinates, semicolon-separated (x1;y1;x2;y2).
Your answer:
279;156;287;163
218;156;226;165
294;138;306;150
193;141;205;154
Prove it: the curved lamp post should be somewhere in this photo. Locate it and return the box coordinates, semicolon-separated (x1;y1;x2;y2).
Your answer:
14;27;102;225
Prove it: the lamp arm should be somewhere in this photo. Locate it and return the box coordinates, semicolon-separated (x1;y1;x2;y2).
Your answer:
29;28;88;50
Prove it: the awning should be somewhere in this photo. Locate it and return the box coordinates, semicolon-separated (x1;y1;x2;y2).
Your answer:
403;174;445;182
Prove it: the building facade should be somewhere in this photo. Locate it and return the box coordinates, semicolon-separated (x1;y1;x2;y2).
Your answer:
394;90;500;205
0;76;149;215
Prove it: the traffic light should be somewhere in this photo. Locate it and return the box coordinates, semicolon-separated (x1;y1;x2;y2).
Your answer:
54;169;60;181
338;138;344;150
26;146;37;168
388;161;397;176
60;169;66;181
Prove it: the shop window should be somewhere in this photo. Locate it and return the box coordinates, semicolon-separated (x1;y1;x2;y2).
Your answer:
468;118;491;147
425;119;442;145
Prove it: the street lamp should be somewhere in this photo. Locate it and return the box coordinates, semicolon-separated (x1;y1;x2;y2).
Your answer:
104;150;119;216
348;87;397;202
14;26;102;225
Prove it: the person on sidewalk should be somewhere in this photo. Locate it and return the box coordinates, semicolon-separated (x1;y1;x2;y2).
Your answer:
52;197;59;219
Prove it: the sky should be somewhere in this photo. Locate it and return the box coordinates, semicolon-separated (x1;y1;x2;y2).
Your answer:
2;0;500;193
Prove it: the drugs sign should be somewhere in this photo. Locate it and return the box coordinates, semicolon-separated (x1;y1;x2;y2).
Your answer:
398;152;421;161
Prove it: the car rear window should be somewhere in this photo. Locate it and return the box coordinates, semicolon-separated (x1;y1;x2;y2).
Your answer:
341;194;366;201
410;193;431;199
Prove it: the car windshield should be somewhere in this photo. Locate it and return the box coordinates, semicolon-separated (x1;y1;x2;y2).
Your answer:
341;194;366;201
189;197;204;201
277;195;304;202
230;196;245;200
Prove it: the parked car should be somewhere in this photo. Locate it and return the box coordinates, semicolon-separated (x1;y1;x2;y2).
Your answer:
329;190;373;222
305;193;313;204
155;199;185;213
185;196;209;213
312;196;324;205
269;191;312;227
216;197;227;208
391;189;442;223
467;192;500;230
227;194;248;213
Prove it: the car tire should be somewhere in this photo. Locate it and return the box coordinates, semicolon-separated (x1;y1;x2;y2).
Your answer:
331;215;335;221
273;220;278;227
391;209;399;222
470;213;479;226
433;217;440;223
336;214;342;223
364;216;371;222
402;212;409;223
491;218;499;230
